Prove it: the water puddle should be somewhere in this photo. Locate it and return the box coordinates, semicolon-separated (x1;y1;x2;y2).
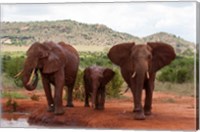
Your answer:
1;118;30;127
0;112;42;128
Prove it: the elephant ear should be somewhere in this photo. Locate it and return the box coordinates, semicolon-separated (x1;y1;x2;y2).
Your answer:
42;42;66;74
83;68;90;81
147;42;176;72
108;42;135;66
102;68;115;86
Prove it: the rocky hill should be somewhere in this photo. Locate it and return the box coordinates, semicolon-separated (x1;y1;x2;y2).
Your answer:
1;20;195;55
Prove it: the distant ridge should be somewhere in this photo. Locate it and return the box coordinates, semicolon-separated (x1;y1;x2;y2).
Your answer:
1;20;195;55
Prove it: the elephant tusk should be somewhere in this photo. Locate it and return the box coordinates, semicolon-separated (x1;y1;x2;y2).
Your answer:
27;69;35;85
131;71;136;78
14;70;23;78
146;72;150;79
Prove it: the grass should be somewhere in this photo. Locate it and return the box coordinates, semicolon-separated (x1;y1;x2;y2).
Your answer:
74;44;111;52
1;91;28;99
2;45;29;52
2;45;111;52
2;73;19;89
160;98;176;103
154;80;195;97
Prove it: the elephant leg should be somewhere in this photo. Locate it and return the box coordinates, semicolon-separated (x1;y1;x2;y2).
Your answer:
84;91;90;107
131;87;145;120
99;87;105;110
95;89;100;109
144;81;154;116
54;71;65;115
41;75;54;112
144;88;153;116
66;86;74;107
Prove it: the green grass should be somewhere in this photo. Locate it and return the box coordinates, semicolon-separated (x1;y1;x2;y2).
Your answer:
2;73;19;89
1;91;28;99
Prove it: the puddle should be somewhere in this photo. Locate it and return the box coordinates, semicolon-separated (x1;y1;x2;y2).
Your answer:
0;113;42;128
1;118;30;127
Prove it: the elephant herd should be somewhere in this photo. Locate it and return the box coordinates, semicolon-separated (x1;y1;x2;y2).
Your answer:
19;41;176;120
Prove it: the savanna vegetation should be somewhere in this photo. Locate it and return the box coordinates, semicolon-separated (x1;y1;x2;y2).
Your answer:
1;51;196;101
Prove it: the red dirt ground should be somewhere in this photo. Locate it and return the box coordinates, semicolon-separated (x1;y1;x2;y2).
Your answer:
1;90;196;130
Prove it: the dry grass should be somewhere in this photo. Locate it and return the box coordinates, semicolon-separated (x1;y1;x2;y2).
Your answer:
154;80;195;97
1;45;111;52
2;45;30;52
74;44;111;52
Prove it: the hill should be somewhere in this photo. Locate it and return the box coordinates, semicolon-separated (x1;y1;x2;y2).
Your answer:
143;32;195;55
1;20;195;55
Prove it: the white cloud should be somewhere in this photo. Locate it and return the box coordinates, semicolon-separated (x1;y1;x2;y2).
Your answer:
1;2;196;42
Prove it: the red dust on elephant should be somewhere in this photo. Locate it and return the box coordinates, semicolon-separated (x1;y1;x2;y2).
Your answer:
108;42;176;120
21;41;79;115
83;66;115;110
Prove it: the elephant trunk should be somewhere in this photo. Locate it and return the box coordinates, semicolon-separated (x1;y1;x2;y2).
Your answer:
132;61;148;112
22;68;39;91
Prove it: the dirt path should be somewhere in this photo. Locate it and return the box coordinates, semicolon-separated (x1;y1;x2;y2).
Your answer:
1;90;196;130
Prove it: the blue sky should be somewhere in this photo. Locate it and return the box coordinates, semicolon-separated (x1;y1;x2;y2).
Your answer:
1;2;196;42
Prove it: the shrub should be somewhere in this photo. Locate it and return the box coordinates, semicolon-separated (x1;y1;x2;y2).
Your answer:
106;69;124;98
6;98;18;112
73;69;84;101
157;56;194;83
3;55;25;87
30;94;40;101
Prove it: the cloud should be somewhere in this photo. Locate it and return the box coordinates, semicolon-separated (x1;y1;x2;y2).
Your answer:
1;2;196;42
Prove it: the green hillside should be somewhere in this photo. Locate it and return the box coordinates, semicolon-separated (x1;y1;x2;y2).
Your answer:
1;20;195;55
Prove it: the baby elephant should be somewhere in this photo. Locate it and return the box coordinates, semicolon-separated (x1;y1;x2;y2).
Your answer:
83;66;115;110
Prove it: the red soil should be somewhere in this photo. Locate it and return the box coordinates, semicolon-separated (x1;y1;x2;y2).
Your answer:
1;90;196;130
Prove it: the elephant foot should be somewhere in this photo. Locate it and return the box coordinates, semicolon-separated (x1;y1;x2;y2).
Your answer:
96;105;104;110
134;112;146;120
84;104;90;107
66;103;74;107
95;107;104;110
47;105;54;112
54;107;65;115
144;110;152;116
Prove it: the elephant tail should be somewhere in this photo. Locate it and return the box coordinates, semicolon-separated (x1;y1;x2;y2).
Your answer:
123;86;130;93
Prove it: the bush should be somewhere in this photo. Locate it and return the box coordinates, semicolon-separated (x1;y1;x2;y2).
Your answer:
73;69;84;101
2;54;25;87
157;56;194;83
106;69;124;98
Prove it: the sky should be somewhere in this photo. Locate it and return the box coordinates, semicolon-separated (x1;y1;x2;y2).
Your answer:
1;2;197;43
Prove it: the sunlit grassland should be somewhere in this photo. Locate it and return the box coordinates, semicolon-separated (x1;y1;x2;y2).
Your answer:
2;44;111;52
154;80;195;97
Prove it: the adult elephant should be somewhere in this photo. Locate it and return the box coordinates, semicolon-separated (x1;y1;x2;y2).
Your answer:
107;42;176;120
83;66;115;110
22;41;79;115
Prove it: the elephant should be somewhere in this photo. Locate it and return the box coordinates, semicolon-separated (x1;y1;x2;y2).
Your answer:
21;41;79;115
83;66;115;110
107;42;176;120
